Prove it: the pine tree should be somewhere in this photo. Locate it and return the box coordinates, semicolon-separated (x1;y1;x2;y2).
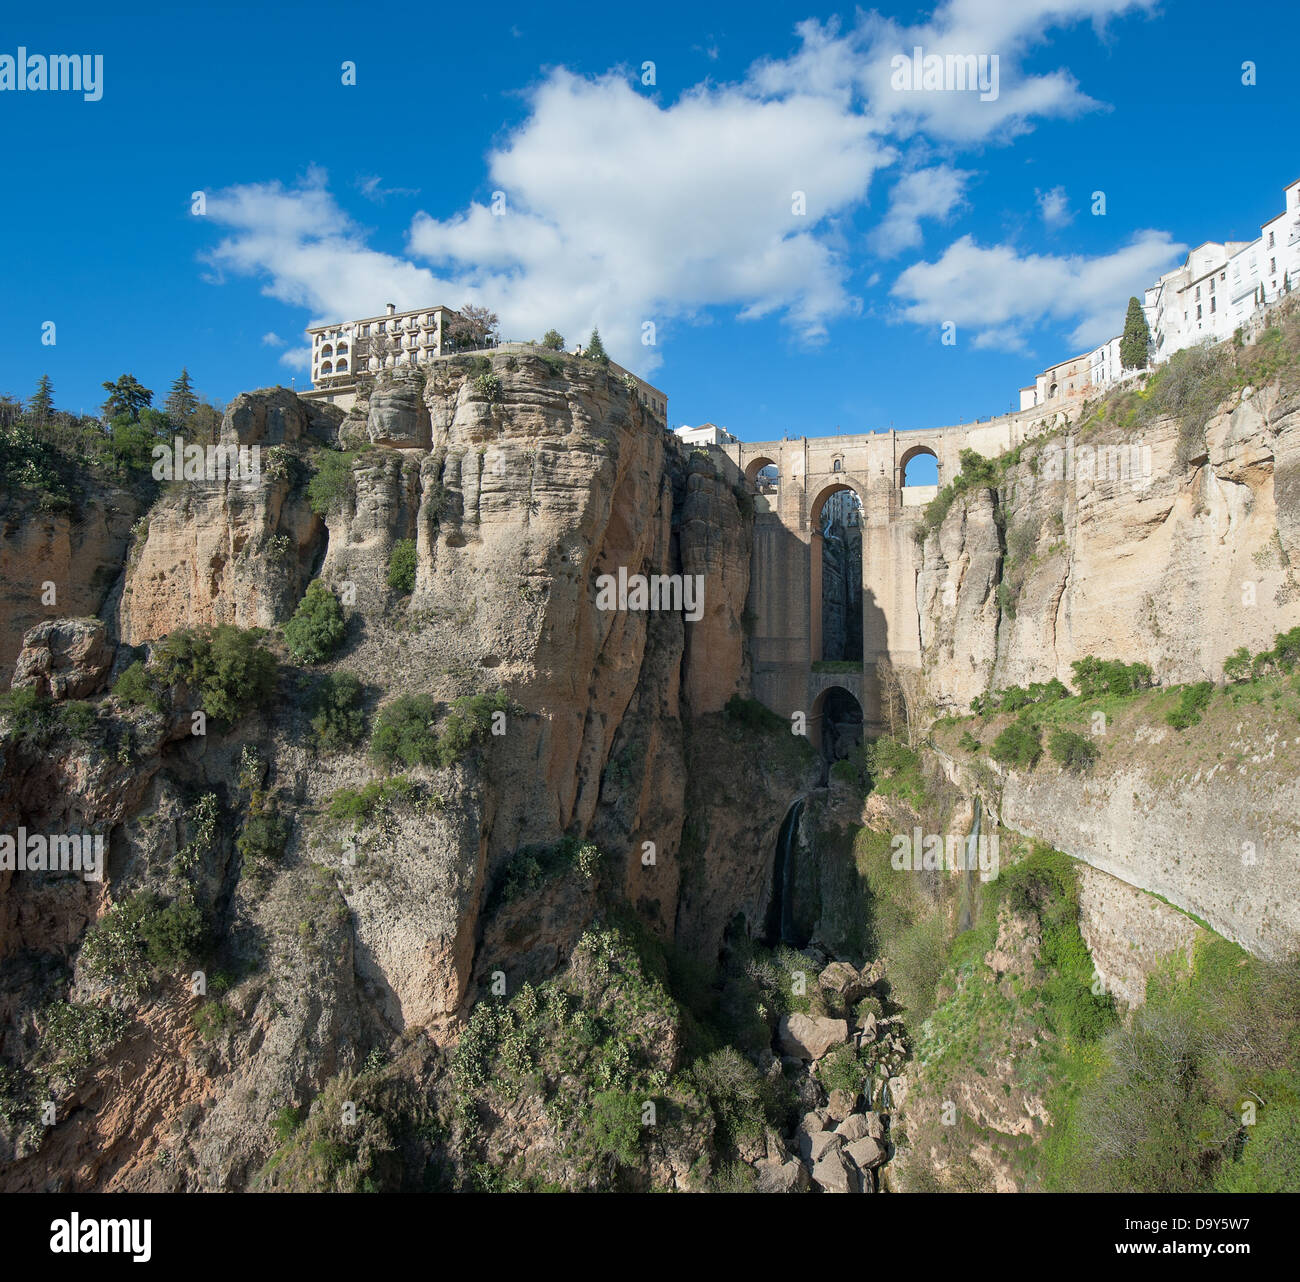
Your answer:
1119;296;1151;371
584;328;609;364
165;368;198;423
101;374;153;421
28;374;54;422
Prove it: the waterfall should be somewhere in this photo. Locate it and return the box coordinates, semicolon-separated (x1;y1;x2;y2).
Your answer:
765;797;805;945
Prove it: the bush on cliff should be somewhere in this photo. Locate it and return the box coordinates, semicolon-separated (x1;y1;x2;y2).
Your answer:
310;670;366;751
1165;680;1214;730
152;625;277;724
1069;656;1153;699
1048;728;1099;770
370;694;440;768
284;581;346;665
990;720;1041;770
387;538;417;594
80;891;206;997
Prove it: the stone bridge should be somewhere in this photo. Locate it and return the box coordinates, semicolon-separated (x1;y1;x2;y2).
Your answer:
713;407;1063;749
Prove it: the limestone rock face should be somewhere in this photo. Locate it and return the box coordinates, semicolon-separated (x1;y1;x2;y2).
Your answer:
0;482;141;677
11;617;114;699
918;384;1300;710
119;389;337;642
366;378;431;449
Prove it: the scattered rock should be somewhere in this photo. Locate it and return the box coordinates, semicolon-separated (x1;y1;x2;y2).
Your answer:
756;1159;810;1193
836;1113;870;1142
778;1012;849;1061
826;1088;859;1122
862;1112;886;1141
845;1136;886;1171
812;1148;859;1193
798;1129;842;1164
818;960;868;1004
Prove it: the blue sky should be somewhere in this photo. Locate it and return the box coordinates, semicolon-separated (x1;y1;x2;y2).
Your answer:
3;0;1296;456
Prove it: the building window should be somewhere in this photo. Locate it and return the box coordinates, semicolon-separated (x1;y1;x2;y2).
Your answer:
1268;231;1275;248
1196;304;1202;320
1211;298;1216;313
1270;258;1276;273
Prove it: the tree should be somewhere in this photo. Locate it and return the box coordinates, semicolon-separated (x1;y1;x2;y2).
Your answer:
101;374;153;421
584;328;609;364
445;304;499;352
1119;296;1151;371
540;329;565;351
29;375;54;423
165;368;198;423
284;581;346;665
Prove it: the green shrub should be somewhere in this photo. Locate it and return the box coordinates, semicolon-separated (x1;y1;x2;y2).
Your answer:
42;1001;128;1074
387;538;417;594
237;793;290;864
0;686;52;737
724;695;784;733
306;449;361;516
990;720;1041;769
1223;646;1252;683
471;372;503;401
588;1090;642;1167
311;670;366;751
327;777;415;827
1048;728;1099;770
1070;657;1154;698
152;625;277;723
866;736;929;806
112;659;163;713
1166;681;1214;730
370;694;440;768
957;729;981;753
436;690;508;766
284;581;346;665
80;891;205;996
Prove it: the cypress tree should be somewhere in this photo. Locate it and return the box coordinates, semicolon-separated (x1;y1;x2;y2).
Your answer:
1119;296;1151;371
584;328;609;364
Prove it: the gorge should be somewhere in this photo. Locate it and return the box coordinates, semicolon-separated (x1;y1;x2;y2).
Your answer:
1;303;1299;1194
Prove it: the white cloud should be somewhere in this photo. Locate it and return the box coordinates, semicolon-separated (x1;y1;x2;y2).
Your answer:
356;174;420;203
1036;185;1073;226
261;331;285;347
279;347;311;372
197;1;1162;370
869;165;972;257
891;230;1185;352
752;1;1158;143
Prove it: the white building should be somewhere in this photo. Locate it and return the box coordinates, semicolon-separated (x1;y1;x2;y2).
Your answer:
308;302;457;388
1020;178;1300;408
675;423;738;446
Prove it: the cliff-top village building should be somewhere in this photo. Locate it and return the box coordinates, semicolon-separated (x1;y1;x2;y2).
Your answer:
1019;177;1300;411
303;301;669;422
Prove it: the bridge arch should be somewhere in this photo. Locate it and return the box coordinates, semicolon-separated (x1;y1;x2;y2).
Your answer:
809;478;867;530
898;443;940;491
811;684;864;760
744;454;779;486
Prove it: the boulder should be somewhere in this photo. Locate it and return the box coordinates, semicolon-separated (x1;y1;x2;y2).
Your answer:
862;1112;886;1141
826;1088;859;1122
799;1110;827;1135
764;1128;791;1163
836;1113;871;1142
756;1159;810;1194
857;1012;879;1042
12;618;113;700
845;1136;886;1171
819;960;868;1004
778;1013;849;1061
797;1129;842;1165
812;1148;859;1193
